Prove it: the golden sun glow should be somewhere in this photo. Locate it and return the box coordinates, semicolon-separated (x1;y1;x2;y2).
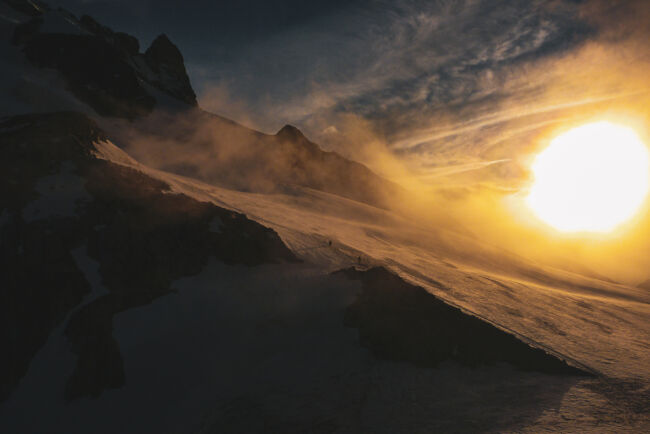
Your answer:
527;121;650;233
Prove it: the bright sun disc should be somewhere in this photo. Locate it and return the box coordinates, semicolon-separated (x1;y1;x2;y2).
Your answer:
526;121;650;233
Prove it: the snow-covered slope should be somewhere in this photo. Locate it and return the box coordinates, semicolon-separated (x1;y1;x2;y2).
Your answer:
0;112;297;403
3;113;645;432
96;132;650;383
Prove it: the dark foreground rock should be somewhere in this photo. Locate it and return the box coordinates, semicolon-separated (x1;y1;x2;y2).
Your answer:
0;112;297;402
337;266;592;376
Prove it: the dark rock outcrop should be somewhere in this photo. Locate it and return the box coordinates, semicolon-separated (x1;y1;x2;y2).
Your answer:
276;124;308;142
79;14;140;56
21;33;156;119
144;34;197;105
0;112;297;402
7;3;197;118
337;266;592;376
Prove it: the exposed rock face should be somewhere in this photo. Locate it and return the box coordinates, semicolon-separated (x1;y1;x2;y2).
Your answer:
7;2;197;118
144;34;197;105
639;280;650;291
0;112;297;402
79;14;140;56
20;33;156;119
338;267;592;376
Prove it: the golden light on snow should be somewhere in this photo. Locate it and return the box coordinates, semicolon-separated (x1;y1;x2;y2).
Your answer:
526;121;650;233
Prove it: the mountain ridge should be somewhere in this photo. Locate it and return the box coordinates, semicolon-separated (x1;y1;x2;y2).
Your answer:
2;0;405;209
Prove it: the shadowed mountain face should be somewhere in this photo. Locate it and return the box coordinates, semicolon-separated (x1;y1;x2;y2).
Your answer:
2;0;405;209
0;111;297;401
338;266;591;376
19;32;157;118
11;6;196;118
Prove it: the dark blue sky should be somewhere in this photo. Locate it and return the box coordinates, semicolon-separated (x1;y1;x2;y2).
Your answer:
54;0;360;59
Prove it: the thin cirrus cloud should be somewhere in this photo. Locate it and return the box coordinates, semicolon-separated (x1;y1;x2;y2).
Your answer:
195;0;592;130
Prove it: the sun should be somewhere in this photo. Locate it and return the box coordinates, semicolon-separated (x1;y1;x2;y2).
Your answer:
526;121;650;233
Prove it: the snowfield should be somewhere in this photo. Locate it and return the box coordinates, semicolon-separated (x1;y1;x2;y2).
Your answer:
99;140;649;383
6;140;640;433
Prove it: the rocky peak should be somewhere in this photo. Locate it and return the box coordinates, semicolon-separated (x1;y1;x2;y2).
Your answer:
143;34;197;106
145;34;183;72
275;124;323;156
9;5;198;115
276;124;307;141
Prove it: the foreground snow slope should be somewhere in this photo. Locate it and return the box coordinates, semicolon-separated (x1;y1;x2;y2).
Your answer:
100;141;649;384
2;117;648;432
99;139;650;422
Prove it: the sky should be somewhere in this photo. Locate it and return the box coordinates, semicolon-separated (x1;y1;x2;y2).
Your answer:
53;0;650;188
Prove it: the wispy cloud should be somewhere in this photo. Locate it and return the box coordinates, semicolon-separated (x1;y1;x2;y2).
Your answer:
193;0;590;130
187;0;649;192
